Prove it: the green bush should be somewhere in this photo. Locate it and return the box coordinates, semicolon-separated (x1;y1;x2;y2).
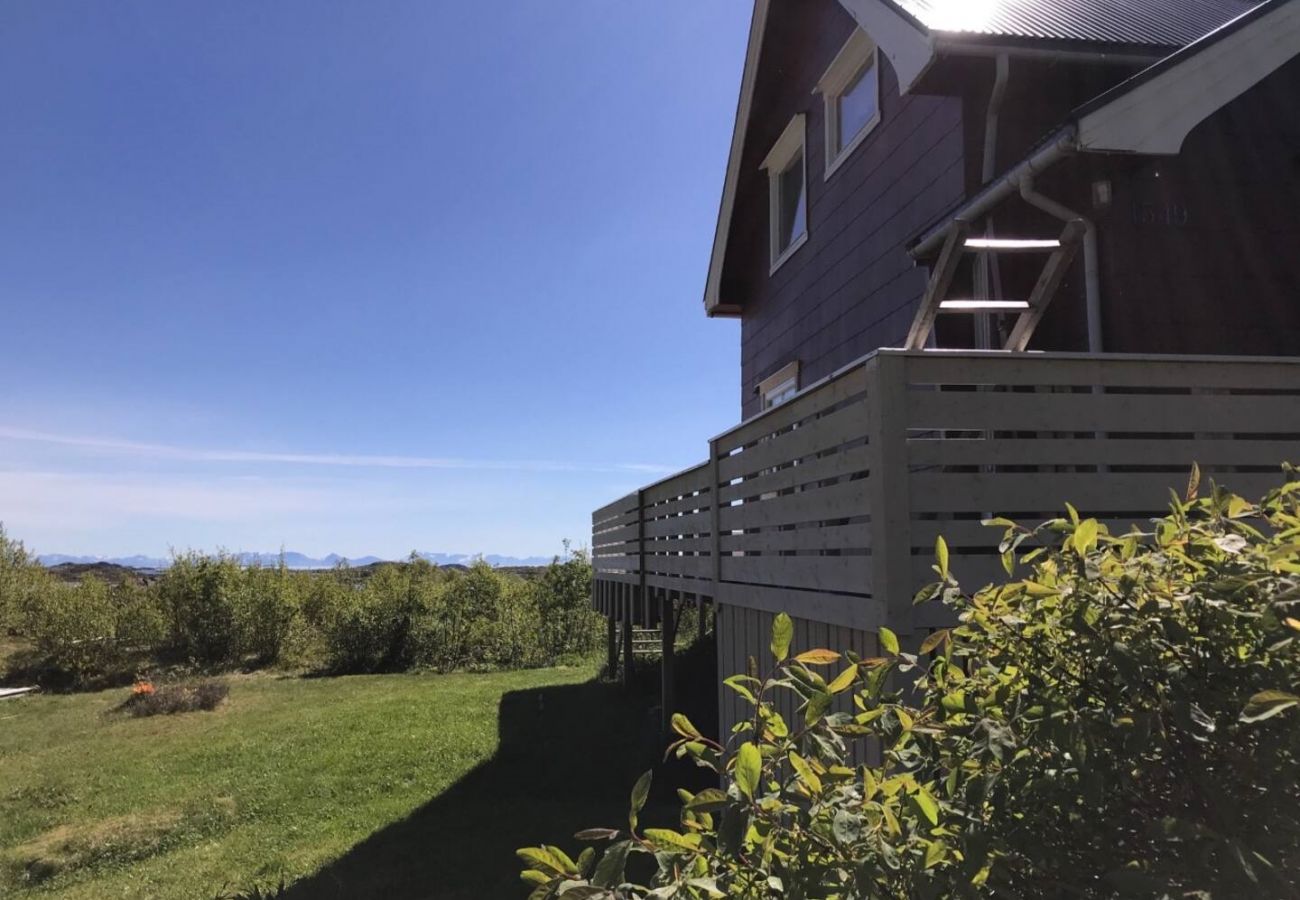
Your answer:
0;523;50;636
158;553;245;664
520;475;1300;898
234;563;302;664
24;578;121;682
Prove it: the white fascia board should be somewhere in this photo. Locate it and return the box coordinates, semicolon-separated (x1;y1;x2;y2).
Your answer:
835;0;936;93
1078;0;1300;155
704;0;769;317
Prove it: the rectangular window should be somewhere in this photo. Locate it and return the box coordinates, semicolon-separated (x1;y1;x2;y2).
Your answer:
759;361;800;409
761;115;808;274
819;30;881;179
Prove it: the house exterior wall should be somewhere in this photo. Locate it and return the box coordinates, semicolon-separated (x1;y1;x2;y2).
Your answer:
946;56;1300;356
721;0;964;420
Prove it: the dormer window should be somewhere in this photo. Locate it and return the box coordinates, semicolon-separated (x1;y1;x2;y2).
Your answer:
761;114;808;274
818;29;881;179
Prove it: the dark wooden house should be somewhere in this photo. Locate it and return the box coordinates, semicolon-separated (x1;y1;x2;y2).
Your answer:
592;0;1300;737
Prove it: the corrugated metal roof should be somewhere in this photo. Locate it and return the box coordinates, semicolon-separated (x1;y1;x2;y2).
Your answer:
889;0;1264;47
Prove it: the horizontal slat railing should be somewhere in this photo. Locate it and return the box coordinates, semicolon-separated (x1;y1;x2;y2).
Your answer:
593;349;1300;633
898;351;1300;626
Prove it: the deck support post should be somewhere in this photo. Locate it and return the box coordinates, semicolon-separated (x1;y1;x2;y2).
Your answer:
606;612;618;676
698;596;708;638
622;585;635;691
660;593;677;736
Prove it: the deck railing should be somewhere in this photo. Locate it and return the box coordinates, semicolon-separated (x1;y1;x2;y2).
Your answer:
593;349;1300;634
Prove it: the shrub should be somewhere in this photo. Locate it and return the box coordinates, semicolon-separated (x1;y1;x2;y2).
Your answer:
0;524;52;636
233;562;302;664
157;553;244;663
23;578;121;682
125;679;229;717
320;559;439;672
534;545;603;662
520;475;1300;898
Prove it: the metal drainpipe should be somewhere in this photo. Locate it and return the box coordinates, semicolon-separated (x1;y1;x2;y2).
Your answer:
975;54;1011;349
1017;177;1103;353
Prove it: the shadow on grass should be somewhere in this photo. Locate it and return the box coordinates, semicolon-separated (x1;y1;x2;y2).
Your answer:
279;639;718;900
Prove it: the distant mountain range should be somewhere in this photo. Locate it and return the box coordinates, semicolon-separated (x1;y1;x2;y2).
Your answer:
37;551;554;571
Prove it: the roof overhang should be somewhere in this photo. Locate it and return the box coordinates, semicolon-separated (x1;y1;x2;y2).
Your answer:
910;0;1299;259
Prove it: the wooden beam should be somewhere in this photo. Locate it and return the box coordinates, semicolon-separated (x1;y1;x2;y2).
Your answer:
1004;219;1087;351
905;219;969;350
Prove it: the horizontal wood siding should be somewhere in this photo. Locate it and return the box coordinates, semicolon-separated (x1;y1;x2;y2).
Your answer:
721;0;964;420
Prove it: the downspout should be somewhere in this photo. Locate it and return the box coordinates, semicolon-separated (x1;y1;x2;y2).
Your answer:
975;53;1011;347
1016;178;1104;353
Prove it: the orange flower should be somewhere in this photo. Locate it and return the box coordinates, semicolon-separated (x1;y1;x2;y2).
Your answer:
132;680;156;696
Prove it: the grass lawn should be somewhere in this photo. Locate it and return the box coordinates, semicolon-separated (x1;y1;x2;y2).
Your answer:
0;663;668;900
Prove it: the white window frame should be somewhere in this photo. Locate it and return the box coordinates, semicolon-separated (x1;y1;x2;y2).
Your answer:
759;361;800;410
760;114;808;275
817;29;881;181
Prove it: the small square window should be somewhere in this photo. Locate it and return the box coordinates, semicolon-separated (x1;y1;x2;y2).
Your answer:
819;30;881;179
759;361;800;409
761;115;808;273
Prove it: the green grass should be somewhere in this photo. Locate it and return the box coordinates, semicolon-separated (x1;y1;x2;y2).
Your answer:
0;663;669;899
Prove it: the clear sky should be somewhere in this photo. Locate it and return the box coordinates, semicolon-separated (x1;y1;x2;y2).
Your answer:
0;1;747;561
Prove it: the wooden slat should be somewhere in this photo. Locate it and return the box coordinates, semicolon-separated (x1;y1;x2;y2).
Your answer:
713;583;885;632
720;554;871;595
593;493;639;525
718;401;870;484
644;554;711;577
910;471;1286;515
716;365;869;455
719;478;869;532
642;464;711;504
646;491;712;520
907;437;1300;468
720;444;871;503
722;521;871;553
646;536;712;553
644;510;710;539
594;555;640;572
901;352;1300;392
906;389;1300;435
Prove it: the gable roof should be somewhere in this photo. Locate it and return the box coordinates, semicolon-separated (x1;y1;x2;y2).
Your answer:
702;0;1274;315
886;0;1263;48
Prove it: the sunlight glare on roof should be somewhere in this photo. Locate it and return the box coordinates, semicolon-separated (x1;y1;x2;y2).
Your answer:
923;0;1001;33
940;299;1030;311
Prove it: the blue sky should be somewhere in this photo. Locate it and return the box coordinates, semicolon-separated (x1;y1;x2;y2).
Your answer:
0;1;747;560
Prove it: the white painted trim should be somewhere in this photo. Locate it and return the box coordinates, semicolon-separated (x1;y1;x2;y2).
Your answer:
763;115;809;275
703;0;770;317
818;29;883;180
835;0;936;93
1077;0;1300;154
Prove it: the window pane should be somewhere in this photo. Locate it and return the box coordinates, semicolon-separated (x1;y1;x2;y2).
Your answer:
777;151;806;252
836;57;878;152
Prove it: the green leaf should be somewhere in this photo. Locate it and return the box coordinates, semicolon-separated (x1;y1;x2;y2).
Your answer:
643;828;701;852
518;847;565;874
520;869;550;886
919;629;949;655
1072;519;1099;557
788;751;823;793
911;787;940;826
924;840;947;869
684;788;728;813
828;664;858;694
671;713;702;740
804;690;833;727
735;742;761;800
794;648;840;666
574;828;620;842
935;536;949;579
771;612;794;662
1240;690;1300;723
629;770;652;831
591;840;631;888
879;627;900;656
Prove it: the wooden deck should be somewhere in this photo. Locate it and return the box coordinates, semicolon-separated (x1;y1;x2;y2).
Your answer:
593;349;1300;637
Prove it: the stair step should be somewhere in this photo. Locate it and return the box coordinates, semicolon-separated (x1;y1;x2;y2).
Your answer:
939;299;1030;312
964;237;1061;252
